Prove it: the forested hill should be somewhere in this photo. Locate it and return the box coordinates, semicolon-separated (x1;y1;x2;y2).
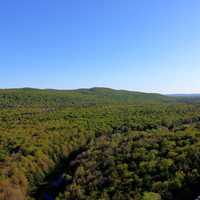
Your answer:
0;87;174;107
1;87;200;200
168;94;200;103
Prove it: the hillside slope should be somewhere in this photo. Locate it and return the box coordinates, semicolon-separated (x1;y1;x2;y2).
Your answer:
0;88;200;200
0;87;174;108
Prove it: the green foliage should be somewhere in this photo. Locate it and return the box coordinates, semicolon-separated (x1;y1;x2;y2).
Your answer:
57;130;200;199
142;192;161;200
0;88;200;199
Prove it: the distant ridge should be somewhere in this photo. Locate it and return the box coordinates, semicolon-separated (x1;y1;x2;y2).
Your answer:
0;87;174;108
168;93;200;103
168;94;200;97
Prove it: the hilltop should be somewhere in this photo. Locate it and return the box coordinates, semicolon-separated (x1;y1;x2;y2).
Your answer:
0;87;174;108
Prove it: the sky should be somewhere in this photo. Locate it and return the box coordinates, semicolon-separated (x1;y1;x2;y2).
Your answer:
0;0;200;94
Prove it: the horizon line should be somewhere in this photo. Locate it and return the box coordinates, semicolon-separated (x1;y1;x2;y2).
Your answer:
0;86;199;95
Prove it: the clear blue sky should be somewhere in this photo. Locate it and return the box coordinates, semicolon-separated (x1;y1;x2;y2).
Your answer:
0;0;200;93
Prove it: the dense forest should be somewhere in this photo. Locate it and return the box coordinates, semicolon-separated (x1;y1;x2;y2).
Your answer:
0;88;200;200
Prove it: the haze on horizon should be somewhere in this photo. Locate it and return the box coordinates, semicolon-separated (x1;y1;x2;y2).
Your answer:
0;0;200;94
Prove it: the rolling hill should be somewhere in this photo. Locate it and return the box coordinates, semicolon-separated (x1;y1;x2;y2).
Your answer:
1;87;200;200
0;87;174;108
